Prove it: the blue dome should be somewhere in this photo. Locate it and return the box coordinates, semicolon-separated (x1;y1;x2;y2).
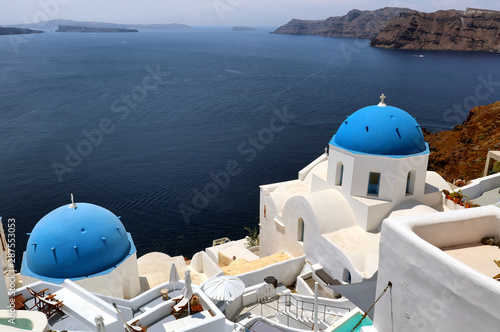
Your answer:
331;105;427;156
24;203;131;279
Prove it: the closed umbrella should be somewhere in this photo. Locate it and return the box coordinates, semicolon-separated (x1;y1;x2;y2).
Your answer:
95;315;107;332
182;269;193;315
203;275;245;302
169;263;180;291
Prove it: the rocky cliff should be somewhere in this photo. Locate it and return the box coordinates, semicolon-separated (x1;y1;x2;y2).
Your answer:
271;7;412;39
423;100;500;183
371;8;500;52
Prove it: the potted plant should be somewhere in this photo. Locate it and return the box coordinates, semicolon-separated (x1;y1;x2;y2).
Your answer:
244;226;259;248
443;189;475;208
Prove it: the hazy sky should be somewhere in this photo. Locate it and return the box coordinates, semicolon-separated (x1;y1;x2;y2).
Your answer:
2;0;500;26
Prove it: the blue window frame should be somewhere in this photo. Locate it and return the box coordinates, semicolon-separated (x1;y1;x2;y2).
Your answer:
368;172;380;196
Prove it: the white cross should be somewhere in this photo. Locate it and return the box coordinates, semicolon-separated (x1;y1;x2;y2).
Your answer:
69;193;77;209
378;93;387;107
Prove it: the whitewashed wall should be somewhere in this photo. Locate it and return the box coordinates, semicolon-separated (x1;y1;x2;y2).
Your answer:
374;206;500;331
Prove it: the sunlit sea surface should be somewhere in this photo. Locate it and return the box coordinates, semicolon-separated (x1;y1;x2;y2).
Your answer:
1;27;500;268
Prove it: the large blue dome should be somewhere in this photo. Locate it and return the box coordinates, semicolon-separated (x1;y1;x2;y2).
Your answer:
330;105;428;156
23;203;131;279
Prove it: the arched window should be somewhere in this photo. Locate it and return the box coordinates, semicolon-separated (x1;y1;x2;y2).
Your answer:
298;218;304;242
367;172;380;196
406;171;413;195
336;162;344;187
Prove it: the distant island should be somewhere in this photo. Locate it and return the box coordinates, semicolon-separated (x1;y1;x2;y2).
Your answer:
232;26;256;31
56;25;138;33
271;7;412;39
371;8;500;52
8;19;191;31
0;27;43;36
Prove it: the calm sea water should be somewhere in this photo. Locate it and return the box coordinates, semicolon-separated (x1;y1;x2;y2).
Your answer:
1;27;500;268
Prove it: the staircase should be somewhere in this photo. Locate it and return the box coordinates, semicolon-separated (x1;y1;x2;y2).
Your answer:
274;293;350;330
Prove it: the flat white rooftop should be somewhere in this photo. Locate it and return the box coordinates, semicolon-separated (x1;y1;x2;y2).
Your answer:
322;226;380;278
442;242;500;279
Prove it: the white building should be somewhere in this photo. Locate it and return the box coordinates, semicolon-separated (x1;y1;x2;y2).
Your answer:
260;97;451;284
374;205;500;331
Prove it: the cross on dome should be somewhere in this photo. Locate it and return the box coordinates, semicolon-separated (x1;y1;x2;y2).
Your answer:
378;93;387;107
69;193;77;209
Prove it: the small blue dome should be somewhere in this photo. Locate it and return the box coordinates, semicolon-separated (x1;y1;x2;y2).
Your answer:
24;203;131;279
331;105;427;156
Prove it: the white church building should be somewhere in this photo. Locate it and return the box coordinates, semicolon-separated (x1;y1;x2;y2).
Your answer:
259;96;451;284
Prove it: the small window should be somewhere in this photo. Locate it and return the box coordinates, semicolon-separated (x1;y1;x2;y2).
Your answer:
367;172;380;196
336;162;344;186
406;172;413;195
298;218;304;242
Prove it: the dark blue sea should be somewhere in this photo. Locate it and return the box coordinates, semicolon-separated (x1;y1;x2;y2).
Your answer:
1;27;500;269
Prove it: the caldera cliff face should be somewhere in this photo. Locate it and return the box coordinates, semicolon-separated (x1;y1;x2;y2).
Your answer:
371;9;500;52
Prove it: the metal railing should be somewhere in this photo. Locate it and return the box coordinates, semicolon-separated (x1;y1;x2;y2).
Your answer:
277;293;351;328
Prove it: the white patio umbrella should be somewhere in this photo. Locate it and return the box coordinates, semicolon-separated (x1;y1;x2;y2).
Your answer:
182;269;193;316
169;263;180;291
95;315;107;332
203;275;245;302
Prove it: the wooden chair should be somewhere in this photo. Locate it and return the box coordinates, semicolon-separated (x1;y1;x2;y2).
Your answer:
128;319;148;331
27;287;63;319
10;294;27;310
171;295;204;319
171;297;189;319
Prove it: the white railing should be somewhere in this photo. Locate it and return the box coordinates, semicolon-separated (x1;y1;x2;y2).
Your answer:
256;284;277;303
